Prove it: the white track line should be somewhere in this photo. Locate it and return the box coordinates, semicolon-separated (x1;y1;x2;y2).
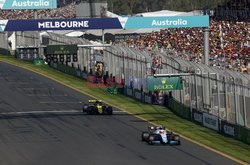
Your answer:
0;110;81;115
0;110;125;115
28;94;68;97
39;101;82;104
18;88;50;90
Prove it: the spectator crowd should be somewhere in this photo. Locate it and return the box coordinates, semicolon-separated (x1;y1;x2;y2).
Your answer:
126;20;250;73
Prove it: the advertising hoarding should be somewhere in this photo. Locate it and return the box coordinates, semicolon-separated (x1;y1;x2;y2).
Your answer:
203;113;219;131
0;0;57;10
122;16;209;29
147;76;183;91
0;16;209;32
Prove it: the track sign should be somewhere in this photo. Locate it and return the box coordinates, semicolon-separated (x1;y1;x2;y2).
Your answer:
0;0;57;10
45;55;51;63
73;54;78;62
59;55;64;62
66;55;71;62
146;76;183;91
46;45;78;55
53;55;58;63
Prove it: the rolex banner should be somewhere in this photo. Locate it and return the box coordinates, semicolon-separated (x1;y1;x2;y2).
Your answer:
46;45;78;55
0;0;57;9
146;76;183;91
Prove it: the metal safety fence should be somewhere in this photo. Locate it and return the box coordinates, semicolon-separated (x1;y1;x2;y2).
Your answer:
99;45;250;127
0;32;9;55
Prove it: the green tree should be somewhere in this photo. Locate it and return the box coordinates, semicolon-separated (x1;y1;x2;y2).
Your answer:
127;0;140;15
106;0;232;15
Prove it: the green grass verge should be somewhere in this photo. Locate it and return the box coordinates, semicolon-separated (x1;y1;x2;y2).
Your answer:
1;55;250;163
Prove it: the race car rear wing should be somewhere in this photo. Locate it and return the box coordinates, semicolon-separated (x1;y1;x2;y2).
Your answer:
88;100;102;103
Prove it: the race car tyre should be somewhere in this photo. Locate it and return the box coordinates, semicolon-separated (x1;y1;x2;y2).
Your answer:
107;106;113;115
148;135;155;145
82;104;88;112
93;107;98;114
86;106;94;115
141;132;149;141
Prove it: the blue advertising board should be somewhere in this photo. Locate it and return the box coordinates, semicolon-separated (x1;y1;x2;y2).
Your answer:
0;0;57;9
0;16;209;32
0;18;123;31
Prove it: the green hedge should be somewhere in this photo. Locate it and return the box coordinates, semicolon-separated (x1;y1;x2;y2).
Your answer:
57;63;76;76
0;48;10;55
235;125;250;144
168;98;191;120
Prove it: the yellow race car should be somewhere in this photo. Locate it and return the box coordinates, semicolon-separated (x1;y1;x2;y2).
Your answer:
82;100;113;115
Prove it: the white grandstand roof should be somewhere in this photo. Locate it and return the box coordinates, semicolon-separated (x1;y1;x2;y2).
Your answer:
135;10;203;17
84;28;160;36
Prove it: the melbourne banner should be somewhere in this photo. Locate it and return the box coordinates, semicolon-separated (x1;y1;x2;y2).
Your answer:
0;0;57;9
0;16;209;32
0;18;123;32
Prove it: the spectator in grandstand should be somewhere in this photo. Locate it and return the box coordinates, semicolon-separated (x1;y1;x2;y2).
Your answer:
151;54;162;74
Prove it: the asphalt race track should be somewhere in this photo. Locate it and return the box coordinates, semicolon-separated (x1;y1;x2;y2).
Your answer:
0;62;240;165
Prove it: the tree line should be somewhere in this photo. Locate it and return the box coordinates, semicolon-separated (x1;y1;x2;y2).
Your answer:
104;0;231;15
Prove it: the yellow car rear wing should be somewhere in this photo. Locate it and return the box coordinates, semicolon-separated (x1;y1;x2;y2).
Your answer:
88;100;102;103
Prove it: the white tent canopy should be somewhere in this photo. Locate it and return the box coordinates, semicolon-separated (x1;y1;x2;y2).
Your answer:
135;10;203;17
84;28;160;36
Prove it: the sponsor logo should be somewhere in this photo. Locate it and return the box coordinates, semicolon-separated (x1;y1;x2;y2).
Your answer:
203;113;219;131
162;78;167;84
38;21;89;29
135;91;141;100
126;88;133;96
154;84;174;90
12;0;50;7
193;112;202;123
144;95;152;104
223;124;235;136
82;73;87;80
152;19;188;26
204;117;217;126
